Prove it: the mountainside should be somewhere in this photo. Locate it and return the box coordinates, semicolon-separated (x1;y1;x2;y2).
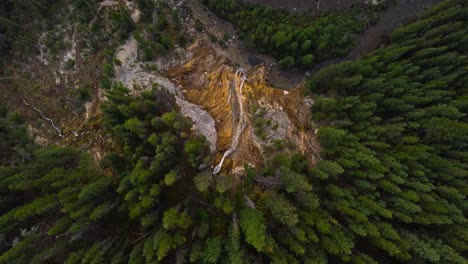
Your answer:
0;0;466;263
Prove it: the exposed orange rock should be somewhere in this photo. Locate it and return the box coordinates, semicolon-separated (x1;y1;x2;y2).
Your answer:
168;41;320;174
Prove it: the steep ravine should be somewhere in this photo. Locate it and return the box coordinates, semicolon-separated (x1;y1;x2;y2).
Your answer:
14;0;321;174
112;34;322;175
168;42;321;174
213;69;248;174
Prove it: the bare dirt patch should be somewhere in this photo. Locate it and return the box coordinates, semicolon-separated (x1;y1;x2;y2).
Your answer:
347;0;443;58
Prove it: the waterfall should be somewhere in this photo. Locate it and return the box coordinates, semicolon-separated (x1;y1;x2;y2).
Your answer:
213;69;247;175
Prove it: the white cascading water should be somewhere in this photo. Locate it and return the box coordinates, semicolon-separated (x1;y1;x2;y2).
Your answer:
213;69;247;175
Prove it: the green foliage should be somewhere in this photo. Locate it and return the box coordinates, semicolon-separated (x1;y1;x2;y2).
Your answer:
0;131;122;262
202;237;222;263
163;208;192;230
279;166;312;193
136;0;154;23
203;0;384;68
0;0;52;62
215;174;234;193
240;208;266;251
110;3;135;41
76;85;92;103
225;218;243;263
124;117;147;137
266;194;298;226
0;85;212;263
133;3;189;61
48;217;73;236
1;1;467;263
185;136;209;168
102;86;209;224
164;170;180;186
194;170;213;192
279;56;295;69
301;54;315;67
0;110;33;165
305;0;468;262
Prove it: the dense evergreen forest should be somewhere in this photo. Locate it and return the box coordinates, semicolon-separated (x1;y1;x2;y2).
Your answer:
306;0;468;262
0;0;130;75
0;0;467;263
0;0;52;69
203;0;386;69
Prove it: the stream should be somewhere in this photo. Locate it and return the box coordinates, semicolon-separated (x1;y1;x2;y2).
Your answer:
213;69;248;175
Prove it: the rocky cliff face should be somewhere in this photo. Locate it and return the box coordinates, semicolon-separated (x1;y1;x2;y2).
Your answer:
3;0;321;174
168;42;321;174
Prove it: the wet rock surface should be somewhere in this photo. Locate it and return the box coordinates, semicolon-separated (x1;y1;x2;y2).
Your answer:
168;42;321;174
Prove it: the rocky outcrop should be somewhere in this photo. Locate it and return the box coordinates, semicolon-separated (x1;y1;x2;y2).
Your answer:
113;37;218;153
168;42;321;174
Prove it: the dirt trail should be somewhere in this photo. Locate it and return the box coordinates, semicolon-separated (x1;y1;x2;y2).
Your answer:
348;0;443;58
230;0;444;88
306;0;443;76
170;0;444;174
